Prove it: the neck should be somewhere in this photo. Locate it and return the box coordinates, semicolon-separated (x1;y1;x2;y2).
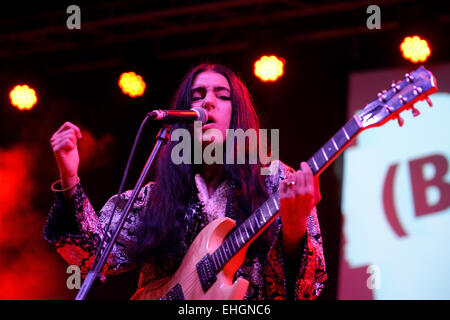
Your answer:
200;164;224;195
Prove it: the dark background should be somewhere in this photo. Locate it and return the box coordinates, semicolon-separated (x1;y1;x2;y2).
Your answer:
0;0;448;300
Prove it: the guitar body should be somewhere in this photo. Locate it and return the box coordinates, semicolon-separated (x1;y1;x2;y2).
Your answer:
130;217;250;300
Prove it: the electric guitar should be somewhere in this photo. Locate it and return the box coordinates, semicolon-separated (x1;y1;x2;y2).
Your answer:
130;66;437;300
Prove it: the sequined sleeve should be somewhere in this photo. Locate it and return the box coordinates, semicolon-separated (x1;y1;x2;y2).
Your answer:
263;160;327;300
43;182;153;277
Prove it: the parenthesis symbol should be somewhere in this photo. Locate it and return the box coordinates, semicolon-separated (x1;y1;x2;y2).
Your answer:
382;163;408;237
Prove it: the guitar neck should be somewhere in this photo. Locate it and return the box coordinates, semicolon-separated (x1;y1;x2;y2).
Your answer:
209;115;363;272
306;115;362;175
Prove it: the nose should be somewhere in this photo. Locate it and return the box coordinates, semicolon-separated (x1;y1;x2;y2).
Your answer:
202;92;216;110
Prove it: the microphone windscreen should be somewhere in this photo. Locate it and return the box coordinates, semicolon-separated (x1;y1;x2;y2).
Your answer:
191;106;208;124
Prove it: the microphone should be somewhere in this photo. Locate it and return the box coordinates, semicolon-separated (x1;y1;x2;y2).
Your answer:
148;107;208;124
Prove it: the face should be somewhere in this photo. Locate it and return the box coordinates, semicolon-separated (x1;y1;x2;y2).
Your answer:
190;71;232;145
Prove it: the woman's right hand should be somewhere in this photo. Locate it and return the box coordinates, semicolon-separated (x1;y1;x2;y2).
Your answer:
50;122;83;194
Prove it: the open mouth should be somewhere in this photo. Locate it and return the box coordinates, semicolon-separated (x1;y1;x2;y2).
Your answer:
203;116;215;128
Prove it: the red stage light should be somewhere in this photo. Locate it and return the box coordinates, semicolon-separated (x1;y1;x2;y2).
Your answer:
400;36;431;63
9;85;37;110
254;55;285;82
118;72;146;97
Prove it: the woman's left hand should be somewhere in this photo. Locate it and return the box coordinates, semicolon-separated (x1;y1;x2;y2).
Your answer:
279;162;321;256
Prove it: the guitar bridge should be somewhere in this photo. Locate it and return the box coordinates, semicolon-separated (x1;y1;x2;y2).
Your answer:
196;254;217;293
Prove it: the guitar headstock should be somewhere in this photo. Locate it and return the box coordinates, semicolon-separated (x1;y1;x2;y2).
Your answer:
358;66;438;128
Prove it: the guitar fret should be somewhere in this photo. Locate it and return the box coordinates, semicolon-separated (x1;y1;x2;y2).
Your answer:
218;248;225;266
239;228;245;244
228;239;235;258
232;232;239;248
248;218;255;235
313;149;326;169
233;233;241;251
333;131;347;149
321;148;329;161
272;196;279;211
223;245;229;262
212;253;220;271
265;202;272;219
223;240;231;260
254;213;261;228
229;236;237;254
216;253;222;270
248;221;254;238
243;224;250;239
342;127;350;140
312;157;319;171
344;117;362;139
325;139;339;158
261;211;267;223
332;137;338;150
266;199;273;213
213;251;221;268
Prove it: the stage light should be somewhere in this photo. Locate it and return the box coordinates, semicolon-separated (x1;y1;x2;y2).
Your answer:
254;55;285;82
400;36;431;63
118;72;146;97
9;85;37;110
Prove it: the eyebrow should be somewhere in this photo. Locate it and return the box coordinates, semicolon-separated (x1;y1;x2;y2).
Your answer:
191;86;230;93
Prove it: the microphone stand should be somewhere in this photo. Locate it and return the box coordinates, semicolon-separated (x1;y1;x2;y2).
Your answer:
75;124;171;300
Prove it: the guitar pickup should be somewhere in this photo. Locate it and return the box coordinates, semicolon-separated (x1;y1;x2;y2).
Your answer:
161;283;185;300
196;254;217;293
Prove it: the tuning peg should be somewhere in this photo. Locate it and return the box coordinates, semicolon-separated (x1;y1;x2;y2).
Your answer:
378;92;387;102
425;96;433;107
399;95;408;104
405;73;414;82
411;106;420;117
392;81;401;92
413;86;422;96
397;115;404;127
384;105;394;113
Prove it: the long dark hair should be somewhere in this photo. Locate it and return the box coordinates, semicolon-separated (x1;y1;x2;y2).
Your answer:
133;63;271;266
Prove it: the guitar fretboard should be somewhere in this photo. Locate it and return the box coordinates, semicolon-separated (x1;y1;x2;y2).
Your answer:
306;115;362;175
210;115;362;272
210;192;280;272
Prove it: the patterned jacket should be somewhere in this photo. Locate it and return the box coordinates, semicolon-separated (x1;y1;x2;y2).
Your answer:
43;160;327;300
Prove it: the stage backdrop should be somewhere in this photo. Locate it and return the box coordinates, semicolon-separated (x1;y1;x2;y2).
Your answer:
338;63;450;299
